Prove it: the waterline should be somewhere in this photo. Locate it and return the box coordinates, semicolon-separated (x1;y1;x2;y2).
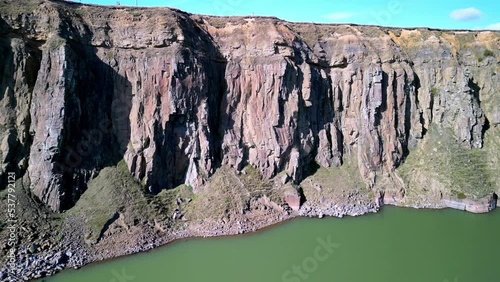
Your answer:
40;207;500;282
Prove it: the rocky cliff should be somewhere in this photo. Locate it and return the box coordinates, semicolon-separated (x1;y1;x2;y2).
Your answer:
0;0;499;279
1;0;498;211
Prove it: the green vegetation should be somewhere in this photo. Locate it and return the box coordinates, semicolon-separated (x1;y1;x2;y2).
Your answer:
451;190;467;199
75;6;89;16
398;125;496;199
131;10;142;17
36;207;500;282
430;87;439;97
65;160;213;243
453;33;476;50
483;49;494;58
482;127;500;192
66;160;195;242
241;166;283;204
147;184;195;225
291;24;334;49
187;165;282;222
0;0;39;15
54;232;64;243
66;160;146;242
367;190;375;199
206;17;227;28
104;49;116;62
46;35;65;51
300;155;369;204
0;177;64;260
307;158;365;190
478;49;495;62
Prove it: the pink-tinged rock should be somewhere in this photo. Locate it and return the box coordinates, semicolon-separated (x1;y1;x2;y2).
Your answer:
442;195;496;214
284;194;301;211
0;2;497;211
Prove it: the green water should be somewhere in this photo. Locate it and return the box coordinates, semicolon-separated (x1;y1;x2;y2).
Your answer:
40;207;499;282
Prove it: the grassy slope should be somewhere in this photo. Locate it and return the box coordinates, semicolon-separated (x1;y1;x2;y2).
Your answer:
65;160;194;242
299;154;372;205
186;165;282;222
482;127;500;192
0;177;63;260
398;125;498;200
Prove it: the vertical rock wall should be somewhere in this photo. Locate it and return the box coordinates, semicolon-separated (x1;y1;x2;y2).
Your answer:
0;1;498;211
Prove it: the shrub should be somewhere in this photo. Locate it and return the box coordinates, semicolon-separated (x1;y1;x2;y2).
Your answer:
430;87;439;97
46;35;65;51
483;49;494;57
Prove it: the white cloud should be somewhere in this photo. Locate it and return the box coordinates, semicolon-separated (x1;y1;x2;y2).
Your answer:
485;22;500;30
324;12;355;21
450;7;482;21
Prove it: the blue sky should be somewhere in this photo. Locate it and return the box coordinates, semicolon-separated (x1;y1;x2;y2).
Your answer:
75;0;500;30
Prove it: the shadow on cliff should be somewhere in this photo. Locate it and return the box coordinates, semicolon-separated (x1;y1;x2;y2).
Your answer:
40;8;229;206
0;11;134;210
0;17;41;190
60;45;132;209
52;19;133;209
468;78;490;140
141;15;228;193
298;55;344;180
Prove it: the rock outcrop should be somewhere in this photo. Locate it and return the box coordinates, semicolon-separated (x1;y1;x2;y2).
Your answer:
0;0;498;212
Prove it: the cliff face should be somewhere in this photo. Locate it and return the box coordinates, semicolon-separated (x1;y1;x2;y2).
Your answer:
0;0;499;212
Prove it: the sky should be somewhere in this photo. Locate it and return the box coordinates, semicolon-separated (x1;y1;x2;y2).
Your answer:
74;0;500;30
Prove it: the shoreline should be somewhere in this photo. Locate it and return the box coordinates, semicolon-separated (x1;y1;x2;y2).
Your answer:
8;194;495;282
0;1;497;281
68;200;500;273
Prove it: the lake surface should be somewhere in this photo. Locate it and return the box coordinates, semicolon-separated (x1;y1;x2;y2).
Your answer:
39;206;500;282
